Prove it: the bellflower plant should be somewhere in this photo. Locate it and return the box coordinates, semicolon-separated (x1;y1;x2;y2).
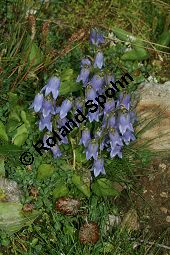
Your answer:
30;28;137;178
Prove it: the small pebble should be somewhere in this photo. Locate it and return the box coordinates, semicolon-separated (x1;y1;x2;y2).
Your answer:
160;207;168;214
160;192;168;198
165;216;170;223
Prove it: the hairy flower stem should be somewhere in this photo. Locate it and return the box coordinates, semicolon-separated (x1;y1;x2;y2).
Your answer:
70;137;76;170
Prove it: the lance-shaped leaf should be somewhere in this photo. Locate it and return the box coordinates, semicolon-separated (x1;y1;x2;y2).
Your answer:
112;27;133;41
12;124;29;146
121;48;149;61
92;178;120;197
72;174;90;198
157;30;170;51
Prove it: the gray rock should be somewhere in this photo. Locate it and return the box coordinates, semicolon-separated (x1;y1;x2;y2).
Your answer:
0;178;22;202
134;81;170;151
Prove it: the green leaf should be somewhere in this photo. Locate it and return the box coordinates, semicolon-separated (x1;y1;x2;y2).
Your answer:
29;43;42;66
112;27;132;41
15;124;28;134
121;48;149;61
8;105;23;120
12;124;29;146
13;133;28;146
8;110;21;122
60;80;81;95
52;184;69;199
0;121;8;142
0;159;5;177
112;27;145;47
0;202;40;234
72;174;90;198
63;225;76;236
21;35;44;67
24;36;43;67
7;93;18;109
75;147;86;163
0;145;22;155
102;242;114;253
6;120;20;133
92;178;120;197
59;68;81;95
37;164;54;180
20;110;30;128
157;30;170;50
61;68;74;81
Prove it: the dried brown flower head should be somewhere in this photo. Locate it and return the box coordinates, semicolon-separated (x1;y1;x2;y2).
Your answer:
22;203;34;212
79;222;100;244
55;197;80;216
29;187;39;198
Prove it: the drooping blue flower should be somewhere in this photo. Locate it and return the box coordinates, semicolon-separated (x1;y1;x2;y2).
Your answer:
76;67;90;85
116;93;131;111
107;113;116;128
90;74;104;91
94;52;104;69
30;93;44;112
93;158;105;177
90;29;105;46
41;76;60;100
85;85;97;100
39;114;52;131
88;109;100;122
117;93;131;111
104;98;115;115
122;130;136;145
86;140;98;160
60;99;72;119
118;113;134;135
42;100;54;117
96;33;105;45
109;129;123;148
79;128;91;147
81;58;91;67
110;145;122;158
90;29;97;45
51;144;62;158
